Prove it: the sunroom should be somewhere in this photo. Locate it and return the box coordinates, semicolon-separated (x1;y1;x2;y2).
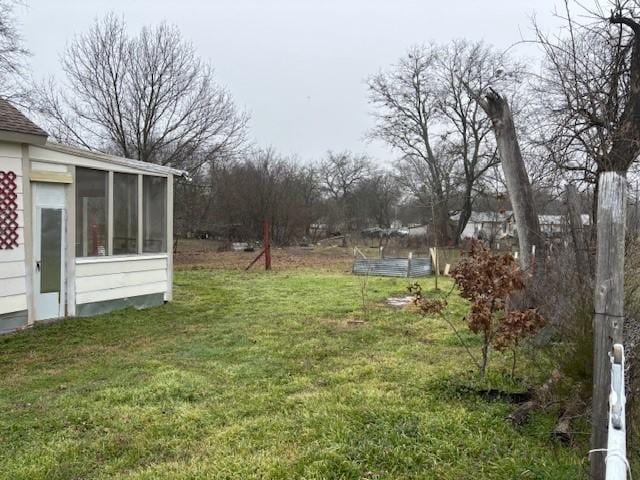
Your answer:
0;99;185;333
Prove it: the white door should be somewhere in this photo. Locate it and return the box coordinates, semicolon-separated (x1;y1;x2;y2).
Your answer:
33;183;66;321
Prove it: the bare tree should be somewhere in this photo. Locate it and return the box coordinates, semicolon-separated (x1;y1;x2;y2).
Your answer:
565;183;592;277
368;45;454;244
318;151;372;232
369;42;521;245
533;1;633;222
438;40;511;245
213;149;316;245
319;151;371;201
356;172;401;228
534;2;640;477
296;164;323;238
33;14;247;172
173;151;232;236
0;0;30;103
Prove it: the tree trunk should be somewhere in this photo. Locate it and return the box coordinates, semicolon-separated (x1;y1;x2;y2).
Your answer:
590;171;627;480
565;184;591;279
454;184;474;247
429;198;450;247
472;90;541;270
436;203;450;246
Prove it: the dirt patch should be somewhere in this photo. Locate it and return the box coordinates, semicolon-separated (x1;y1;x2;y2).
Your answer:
174;240;353;272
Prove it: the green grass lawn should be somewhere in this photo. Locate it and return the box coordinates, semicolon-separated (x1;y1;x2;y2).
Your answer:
0;270;586;479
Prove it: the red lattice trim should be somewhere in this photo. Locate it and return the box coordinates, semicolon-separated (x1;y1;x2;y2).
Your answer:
0;170;19;249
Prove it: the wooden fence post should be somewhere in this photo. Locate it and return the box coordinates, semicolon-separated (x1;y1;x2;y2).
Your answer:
590;172;626;480
430;247;439;290
264;220;271;271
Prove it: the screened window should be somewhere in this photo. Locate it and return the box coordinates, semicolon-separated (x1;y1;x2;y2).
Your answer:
76;168;108;257
143;176;166;252
113;173;138;254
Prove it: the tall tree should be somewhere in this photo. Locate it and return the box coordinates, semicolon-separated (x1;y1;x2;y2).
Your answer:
437;41;508;245
535;2;640;477
368;46;453;244
355;173;401;228
533;1;634;223
0;0;29;102
318;151;372;232
214;149;315;245
34;14;247;172
369;42;519;245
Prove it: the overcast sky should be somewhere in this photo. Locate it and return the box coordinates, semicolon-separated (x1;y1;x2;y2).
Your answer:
18;0;562;164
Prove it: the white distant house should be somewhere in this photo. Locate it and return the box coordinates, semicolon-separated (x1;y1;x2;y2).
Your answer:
406;224;429;238
452;210;591;241
503;213;591;238
451;211;512;240
0;99;185;334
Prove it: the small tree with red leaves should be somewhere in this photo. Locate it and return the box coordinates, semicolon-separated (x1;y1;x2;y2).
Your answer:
451;240;545;377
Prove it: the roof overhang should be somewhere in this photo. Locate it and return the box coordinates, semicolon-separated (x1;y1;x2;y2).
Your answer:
0;129;48;146
42;141;190;178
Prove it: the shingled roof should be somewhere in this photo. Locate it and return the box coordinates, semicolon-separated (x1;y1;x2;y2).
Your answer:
0;98;47;138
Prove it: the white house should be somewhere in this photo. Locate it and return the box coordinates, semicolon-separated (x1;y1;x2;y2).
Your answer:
0;99;185;333
451;211;512;240
452;210;591;241
504;213;591;237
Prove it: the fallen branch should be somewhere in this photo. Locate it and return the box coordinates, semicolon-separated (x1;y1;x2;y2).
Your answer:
552;392;585;444
507;369;562;426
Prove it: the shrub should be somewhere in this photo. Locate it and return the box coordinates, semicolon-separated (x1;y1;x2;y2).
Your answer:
450;240;545;377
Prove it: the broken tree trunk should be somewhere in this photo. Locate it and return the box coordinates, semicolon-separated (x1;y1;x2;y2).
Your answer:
468;88;542;271
590;171;627;480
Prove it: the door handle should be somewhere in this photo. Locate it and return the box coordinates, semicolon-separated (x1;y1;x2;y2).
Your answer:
36;261;41;272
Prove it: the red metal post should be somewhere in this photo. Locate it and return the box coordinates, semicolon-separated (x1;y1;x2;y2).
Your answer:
264;220;271;270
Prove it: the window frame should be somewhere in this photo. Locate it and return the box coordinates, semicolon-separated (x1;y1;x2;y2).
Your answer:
142;175;167;253
74;168;169;259
75;167;109;258
112;172;139;255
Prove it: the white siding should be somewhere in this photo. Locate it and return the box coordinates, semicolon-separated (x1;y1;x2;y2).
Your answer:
75;255;169;305
460;222;478;239
0;260;25;278
31;161;69;173
0;294;27;314
0;144;27;315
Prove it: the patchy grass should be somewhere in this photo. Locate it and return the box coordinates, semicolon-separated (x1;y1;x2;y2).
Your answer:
0;270;586;479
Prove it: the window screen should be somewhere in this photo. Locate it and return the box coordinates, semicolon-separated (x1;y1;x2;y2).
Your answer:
76;168;108;257
143;176;166;252
113;173;138;254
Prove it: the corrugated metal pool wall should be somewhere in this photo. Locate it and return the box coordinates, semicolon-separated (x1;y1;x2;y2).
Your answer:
352;257;432;278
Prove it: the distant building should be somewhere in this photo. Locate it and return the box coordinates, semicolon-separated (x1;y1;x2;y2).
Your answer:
509;213;590;238
451;211;512;241
406;225;429;238
452;211;591;241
